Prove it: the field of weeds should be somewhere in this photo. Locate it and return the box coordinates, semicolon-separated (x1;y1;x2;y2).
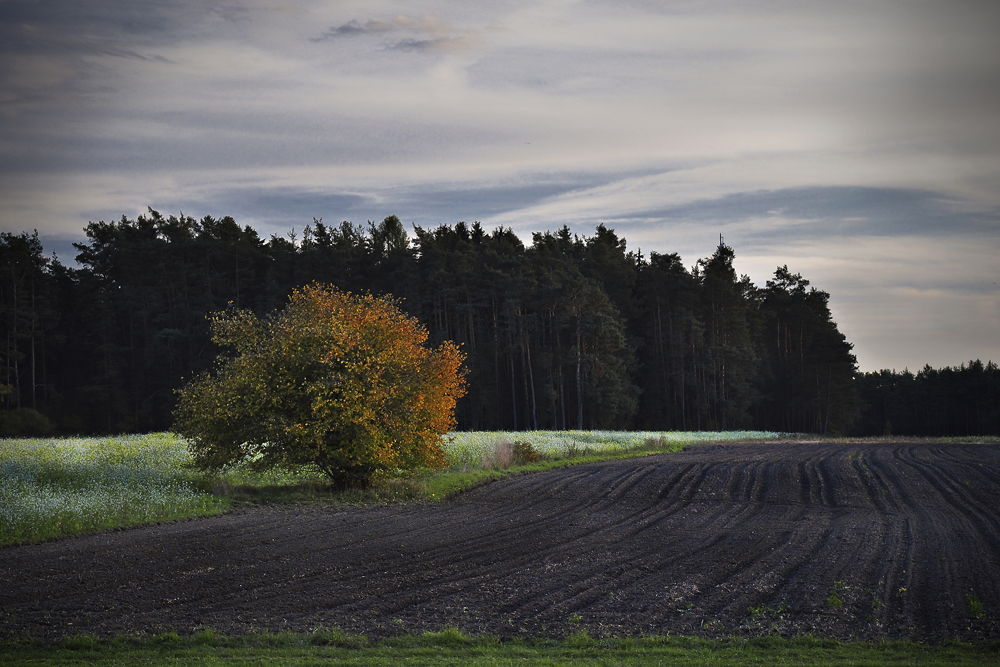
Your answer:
0;433;226;546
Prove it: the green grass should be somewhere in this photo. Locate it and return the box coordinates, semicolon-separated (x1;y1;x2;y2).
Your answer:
418;430;782;499
0;430;783;545
1;631;994;666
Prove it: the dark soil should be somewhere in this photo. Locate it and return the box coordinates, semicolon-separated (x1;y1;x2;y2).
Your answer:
3;440;1000;642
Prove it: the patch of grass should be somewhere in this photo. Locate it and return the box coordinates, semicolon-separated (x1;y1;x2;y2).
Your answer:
826;580;849;610
0;632;994;666
749;603;789;619
56;633;97;650
419;450;676;500
208;472;430;505
966;593;986;620
192;629;217;644
563;629;595;648
418;627;477;647
309;628;369;648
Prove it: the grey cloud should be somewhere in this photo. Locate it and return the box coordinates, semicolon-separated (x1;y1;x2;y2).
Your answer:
383;179;609;222
627;187;999;242
312;18;397;40
0;0;216;52
466;46;742;92
0;107;512;174
0;0;207;131
389;36;483;53
100;48;175;63
313;13;483;53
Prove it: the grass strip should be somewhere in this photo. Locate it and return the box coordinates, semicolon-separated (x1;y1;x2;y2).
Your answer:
2;630;995;666
421;446;689;500
212;438;702;505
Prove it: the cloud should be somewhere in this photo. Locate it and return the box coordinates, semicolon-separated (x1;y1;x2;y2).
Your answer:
314;18;397;38
314;13;484;53
100;48;175;64
627;186;999;241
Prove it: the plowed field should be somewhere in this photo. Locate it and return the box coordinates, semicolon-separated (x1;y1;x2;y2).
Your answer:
3;440;999;642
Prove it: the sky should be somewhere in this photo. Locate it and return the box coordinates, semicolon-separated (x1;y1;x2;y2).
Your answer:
1;0;998;372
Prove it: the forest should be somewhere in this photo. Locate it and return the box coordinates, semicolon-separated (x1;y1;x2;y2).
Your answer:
1;209;996;437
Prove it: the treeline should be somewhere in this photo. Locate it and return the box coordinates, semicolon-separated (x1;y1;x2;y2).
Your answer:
2;208;875;436
854;362;1000;436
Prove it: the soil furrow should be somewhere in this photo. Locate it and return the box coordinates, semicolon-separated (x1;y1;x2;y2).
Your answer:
2;440;998;642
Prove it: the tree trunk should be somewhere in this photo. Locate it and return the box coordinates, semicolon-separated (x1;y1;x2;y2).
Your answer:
576;315;583;430
510;350;518;430
525;335;538;431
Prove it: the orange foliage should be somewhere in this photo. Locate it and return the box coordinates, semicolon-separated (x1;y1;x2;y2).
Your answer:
173;283;466;486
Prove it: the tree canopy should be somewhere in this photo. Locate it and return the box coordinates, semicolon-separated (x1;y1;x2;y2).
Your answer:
172;283;466;486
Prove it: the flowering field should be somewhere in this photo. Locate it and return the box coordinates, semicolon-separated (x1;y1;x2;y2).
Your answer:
0;433;226;546
440;430;782;468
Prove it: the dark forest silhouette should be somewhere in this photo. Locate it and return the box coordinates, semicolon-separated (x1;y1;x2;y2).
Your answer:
1;210;996;436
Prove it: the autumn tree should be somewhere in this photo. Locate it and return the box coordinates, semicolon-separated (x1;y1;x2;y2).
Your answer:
172;283;466;487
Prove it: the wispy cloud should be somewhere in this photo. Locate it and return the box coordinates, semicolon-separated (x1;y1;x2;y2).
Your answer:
315;18;398;37
314;14;484;53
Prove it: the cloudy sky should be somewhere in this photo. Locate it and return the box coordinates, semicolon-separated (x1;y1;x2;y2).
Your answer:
1;0;998;372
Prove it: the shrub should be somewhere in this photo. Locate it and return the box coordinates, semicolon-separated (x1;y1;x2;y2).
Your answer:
173;283;466;488
479;439;542;469
642;435;667;450
512;441;541;463
0;408;54;437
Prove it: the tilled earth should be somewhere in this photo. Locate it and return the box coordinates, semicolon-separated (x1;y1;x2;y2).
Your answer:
3;440;999;642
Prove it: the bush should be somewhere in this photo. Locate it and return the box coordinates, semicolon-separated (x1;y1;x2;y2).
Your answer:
173;283;466;488
512;441;541;463
0;408;54;437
